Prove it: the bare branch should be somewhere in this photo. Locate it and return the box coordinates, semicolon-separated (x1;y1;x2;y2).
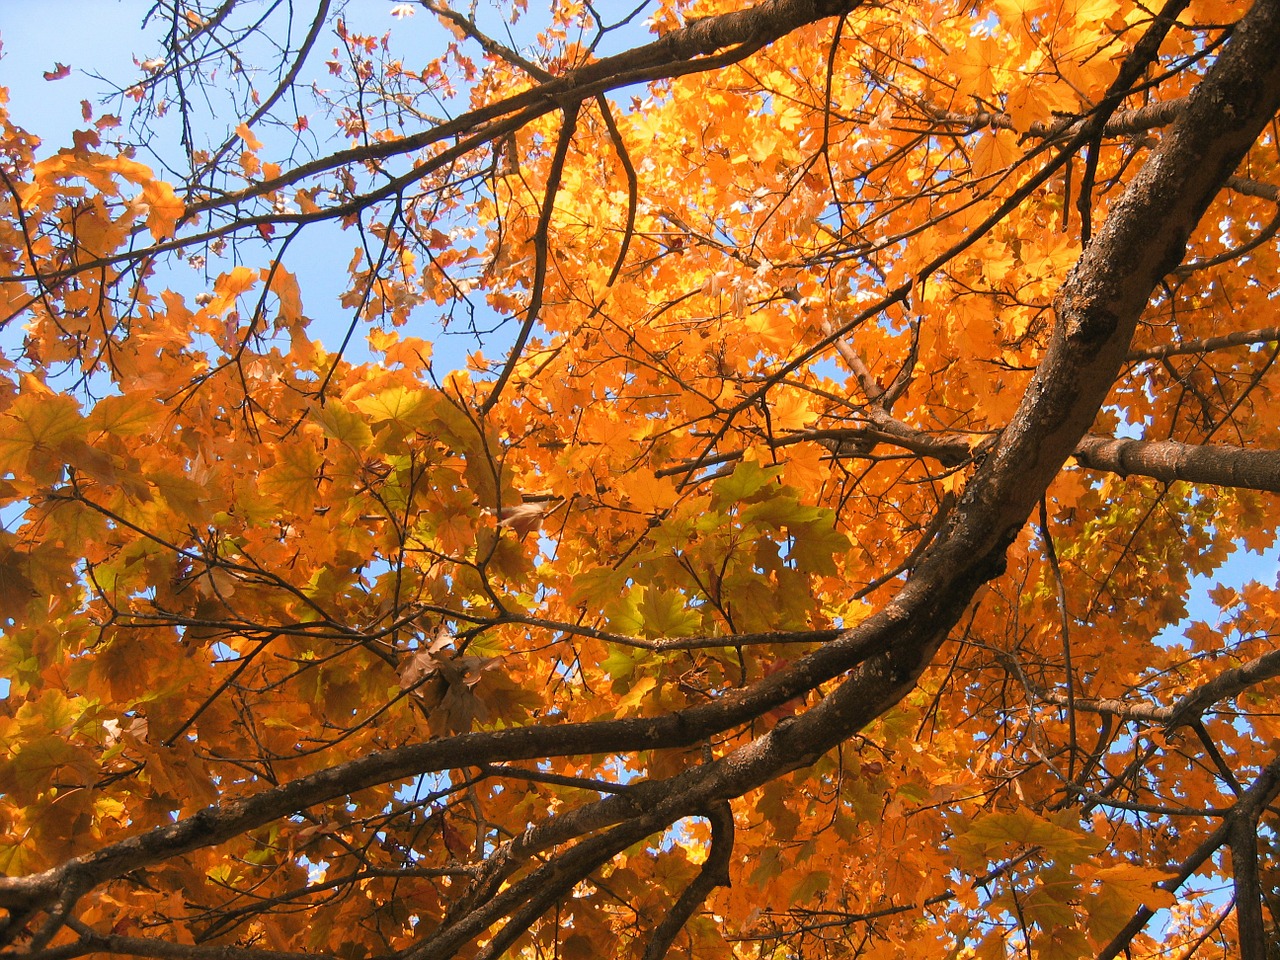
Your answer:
1073;434;1280;492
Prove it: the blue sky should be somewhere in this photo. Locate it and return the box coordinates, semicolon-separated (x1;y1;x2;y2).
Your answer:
0;1;657;370
0;0;497;371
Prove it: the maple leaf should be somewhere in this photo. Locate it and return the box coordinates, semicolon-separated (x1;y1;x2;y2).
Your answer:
235;122;264;151
0;389;85;480
139;178;184;239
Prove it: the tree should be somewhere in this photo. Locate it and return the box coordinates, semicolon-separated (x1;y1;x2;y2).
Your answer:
0;0;1278;956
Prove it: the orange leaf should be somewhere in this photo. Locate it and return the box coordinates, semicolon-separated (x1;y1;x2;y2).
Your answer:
235;122;264;151
140;179;185;240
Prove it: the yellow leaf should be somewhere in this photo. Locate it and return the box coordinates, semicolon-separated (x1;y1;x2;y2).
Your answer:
972;128;1021;179
1081;862;1177;912
352;385;428;425
0;534;37;623
269;266;305;328
622;471;677;513
615;674;656;712
311;399;374;450
770;388;817;431
86;393;163;437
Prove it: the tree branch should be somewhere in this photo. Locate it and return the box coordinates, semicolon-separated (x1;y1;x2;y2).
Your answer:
642;804;735;960
1096;754;1280;960
1073;434;1280;492
1036;647;1280;730
1128;325;1280;361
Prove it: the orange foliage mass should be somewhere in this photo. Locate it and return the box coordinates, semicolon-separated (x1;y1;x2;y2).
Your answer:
0;1;1278;958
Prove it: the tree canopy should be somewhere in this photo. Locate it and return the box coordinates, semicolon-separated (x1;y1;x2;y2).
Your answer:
0;1;1279;957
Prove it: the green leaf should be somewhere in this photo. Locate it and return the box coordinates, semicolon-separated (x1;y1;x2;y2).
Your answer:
601;647;644;683
711;460;781;505
790;869;831;905
786;518;850;576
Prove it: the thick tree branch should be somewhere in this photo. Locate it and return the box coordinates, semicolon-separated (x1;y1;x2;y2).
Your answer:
1232;809;1269;960
922;95;1187;142
666;425;1280;494
576;0;1280;931
54;919;338;960
1074;434;1280;491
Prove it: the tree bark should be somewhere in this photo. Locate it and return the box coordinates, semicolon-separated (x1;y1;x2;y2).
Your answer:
1074;434;1280;491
